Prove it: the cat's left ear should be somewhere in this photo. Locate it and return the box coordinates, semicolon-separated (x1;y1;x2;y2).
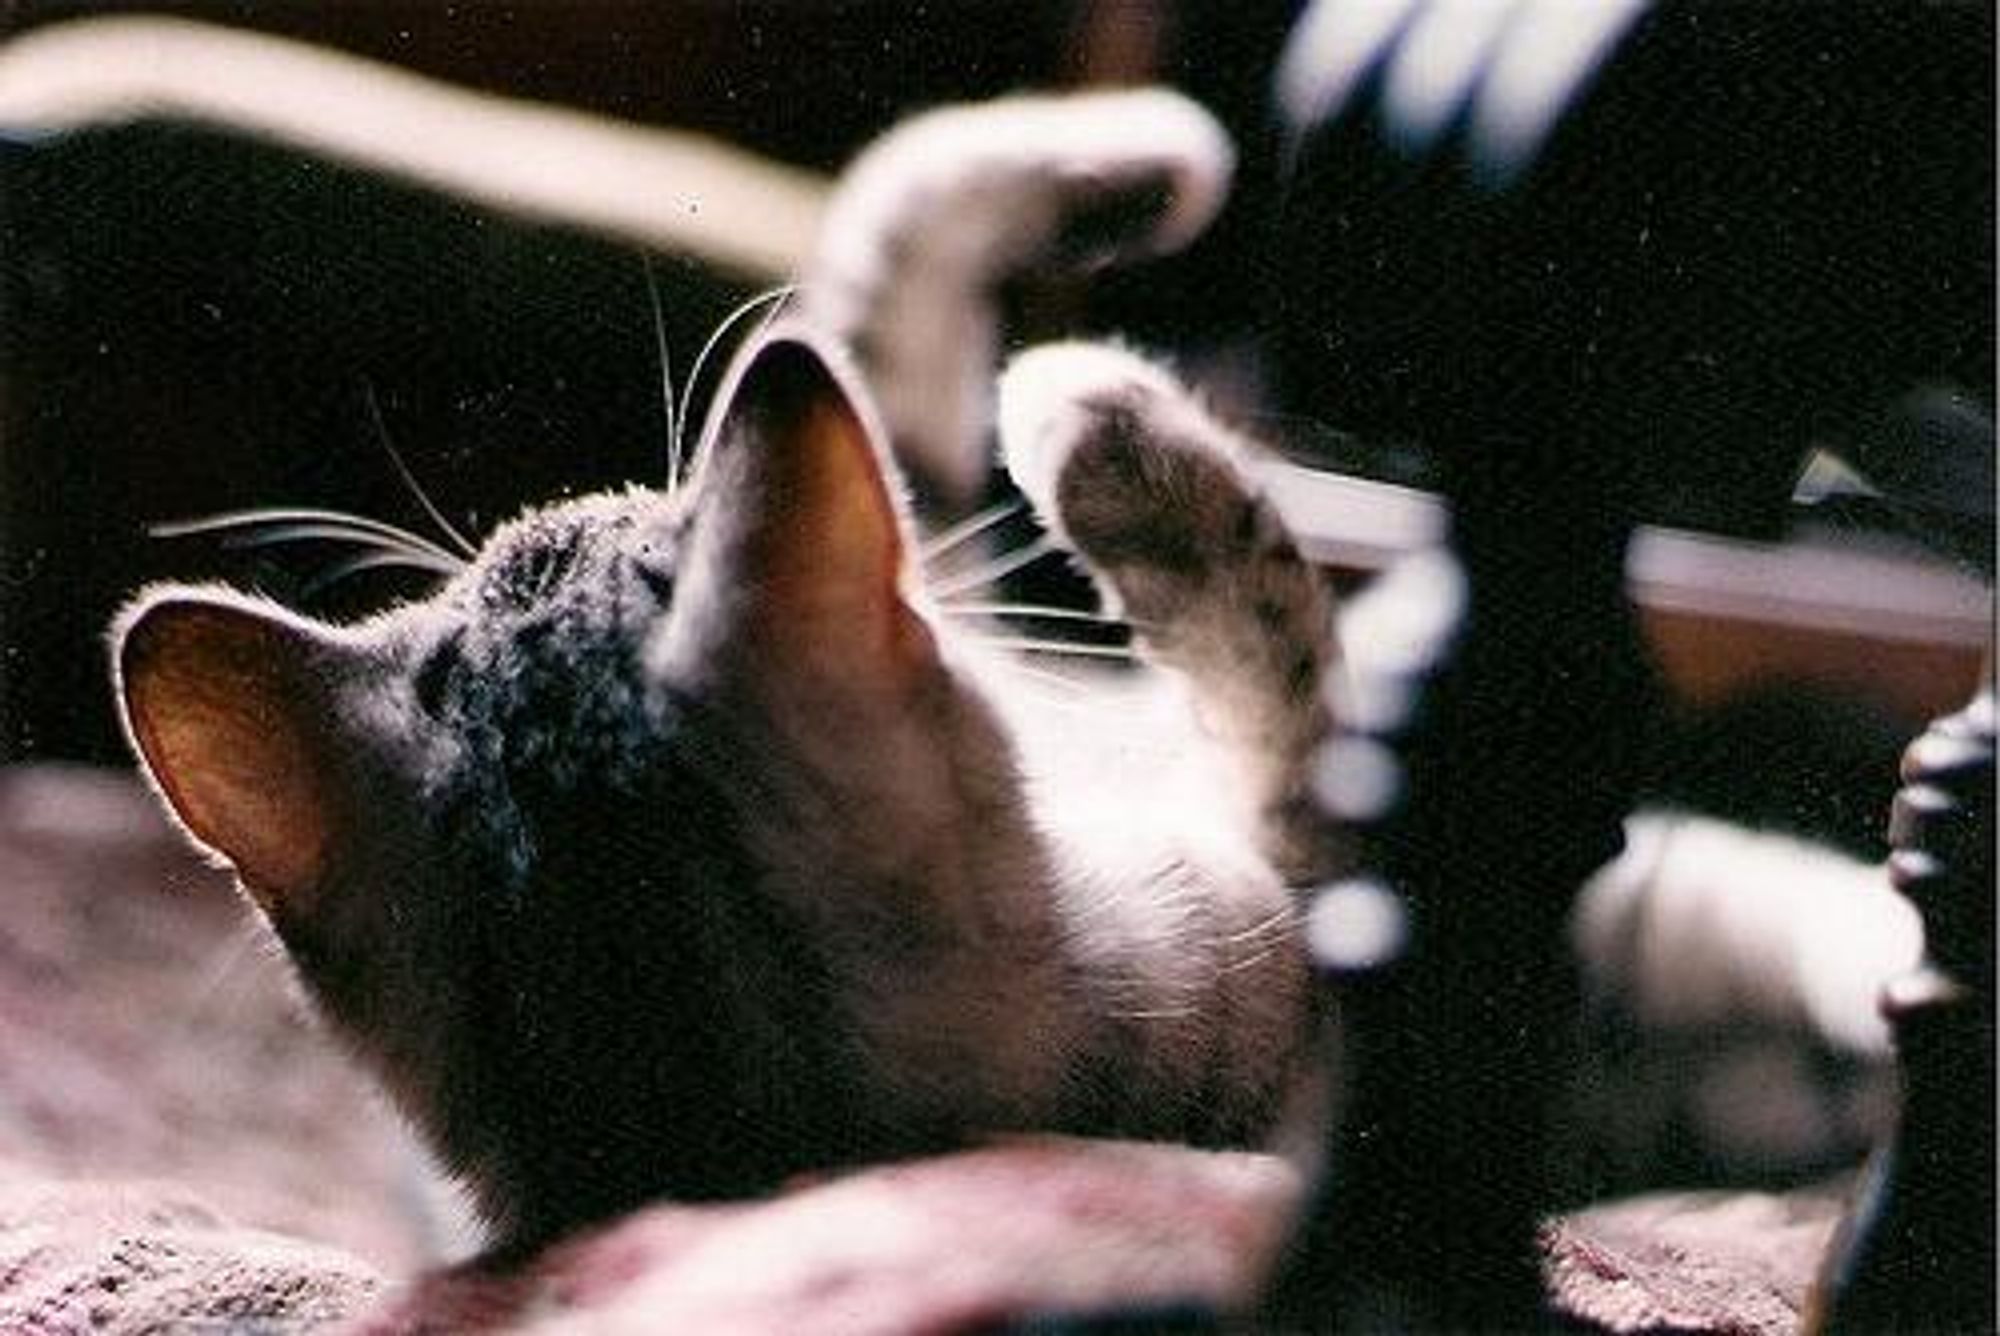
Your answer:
112;589;366;917
686;327;936;687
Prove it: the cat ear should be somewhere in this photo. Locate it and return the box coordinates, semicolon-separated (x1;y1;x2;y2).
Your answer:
691;327;935;683
113;590;357;913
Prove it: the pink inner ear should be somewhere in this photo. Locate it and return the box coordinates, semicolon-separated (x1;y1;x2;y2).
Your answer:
719;334;934;682
120;602;335;911
749;398;902;598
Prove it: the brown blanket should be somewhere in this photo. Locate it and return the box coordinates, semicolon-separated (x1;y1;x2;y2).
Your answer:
0;764;1847;1333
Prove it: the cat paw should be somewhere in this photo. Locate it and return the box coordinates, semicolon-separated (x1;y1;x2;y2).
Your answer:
805;91;1233;506
1001;342;1342;881
998;342;1291;628
819;89;1233;280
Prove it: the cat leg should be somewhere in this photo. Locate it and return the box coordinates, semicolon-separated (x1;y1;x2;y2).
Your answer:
803;91;1233;506
998;342;1342;883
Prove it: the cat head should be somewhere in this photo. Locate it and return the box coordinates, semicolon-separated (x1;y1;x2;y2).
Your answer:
112;329;1042;1243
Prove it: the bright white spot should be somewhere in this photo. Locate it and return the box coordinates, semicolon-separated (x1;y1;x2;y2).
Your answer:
1312;736;1403;823
1573;812;1925;1055
1383;0;1522;154
1343;548;1467;675
1308;877;1409;973
1276;0;1426;133
1328;548;1467;734
1471;0;1650;182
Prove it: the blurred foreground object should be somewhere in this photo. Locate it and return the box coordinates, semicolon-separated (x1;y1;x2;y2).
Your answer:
1263;1;1992;1328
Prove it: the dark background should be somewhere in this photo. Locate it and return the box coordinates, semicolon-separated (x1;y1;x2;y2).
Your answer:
0;2;1311;760
0;2;1988;868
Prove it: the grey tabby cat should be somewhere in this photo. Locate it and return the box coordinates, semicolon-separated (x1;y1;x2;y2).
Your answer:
105;84;1919;1256
111;91;1334;1248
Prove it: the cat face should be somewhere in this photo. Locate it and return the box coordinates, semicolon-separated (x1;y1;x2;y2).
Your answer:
113;331;1050;1243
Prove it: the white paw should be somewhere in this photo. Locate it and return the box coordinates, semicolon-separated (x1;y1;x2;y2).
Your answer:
997;341;1187;544
826;89;1234;277
807;90;1233;506
998;339;1290;640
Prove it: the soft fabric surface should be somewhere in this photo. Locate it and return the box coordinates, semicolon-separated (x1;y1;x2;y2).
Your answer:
0;764;1852;1332
0;1166;382;1334
357;1142;1296;1335
0;766;441;1272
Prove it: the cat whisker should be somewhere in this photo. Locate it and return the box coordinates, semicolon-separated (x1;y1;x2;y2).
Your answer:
639;254;682;496
214;521;459;570
934;601;1132;631
1217;944;1288;976
157;917;282;1059
924;535;1060;602
362;380;478;559
151;507;468;571
1215;905;1301;948
1215;925;1299;968
919;498;1025;565
981;636;1137;664
298;549;465;601
676;284;799;479
1223;921;1301;956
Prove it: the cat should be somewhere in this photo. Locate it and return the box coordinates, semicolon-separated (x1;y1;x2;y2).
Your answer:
101;82;1920;1259
105;89;1341;1249
111;325;1335;1249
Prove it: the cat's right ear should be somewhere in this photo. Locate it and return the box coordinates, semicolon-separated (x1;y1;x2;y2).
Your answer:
683;326;936;689
113;590;357;916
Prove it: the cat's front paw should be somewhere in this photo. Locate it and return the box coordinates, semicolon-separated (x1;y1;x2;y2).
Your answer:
823;89;1233;278
806;91;1234;506
998;342;1288;626
1001;341;1341;882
